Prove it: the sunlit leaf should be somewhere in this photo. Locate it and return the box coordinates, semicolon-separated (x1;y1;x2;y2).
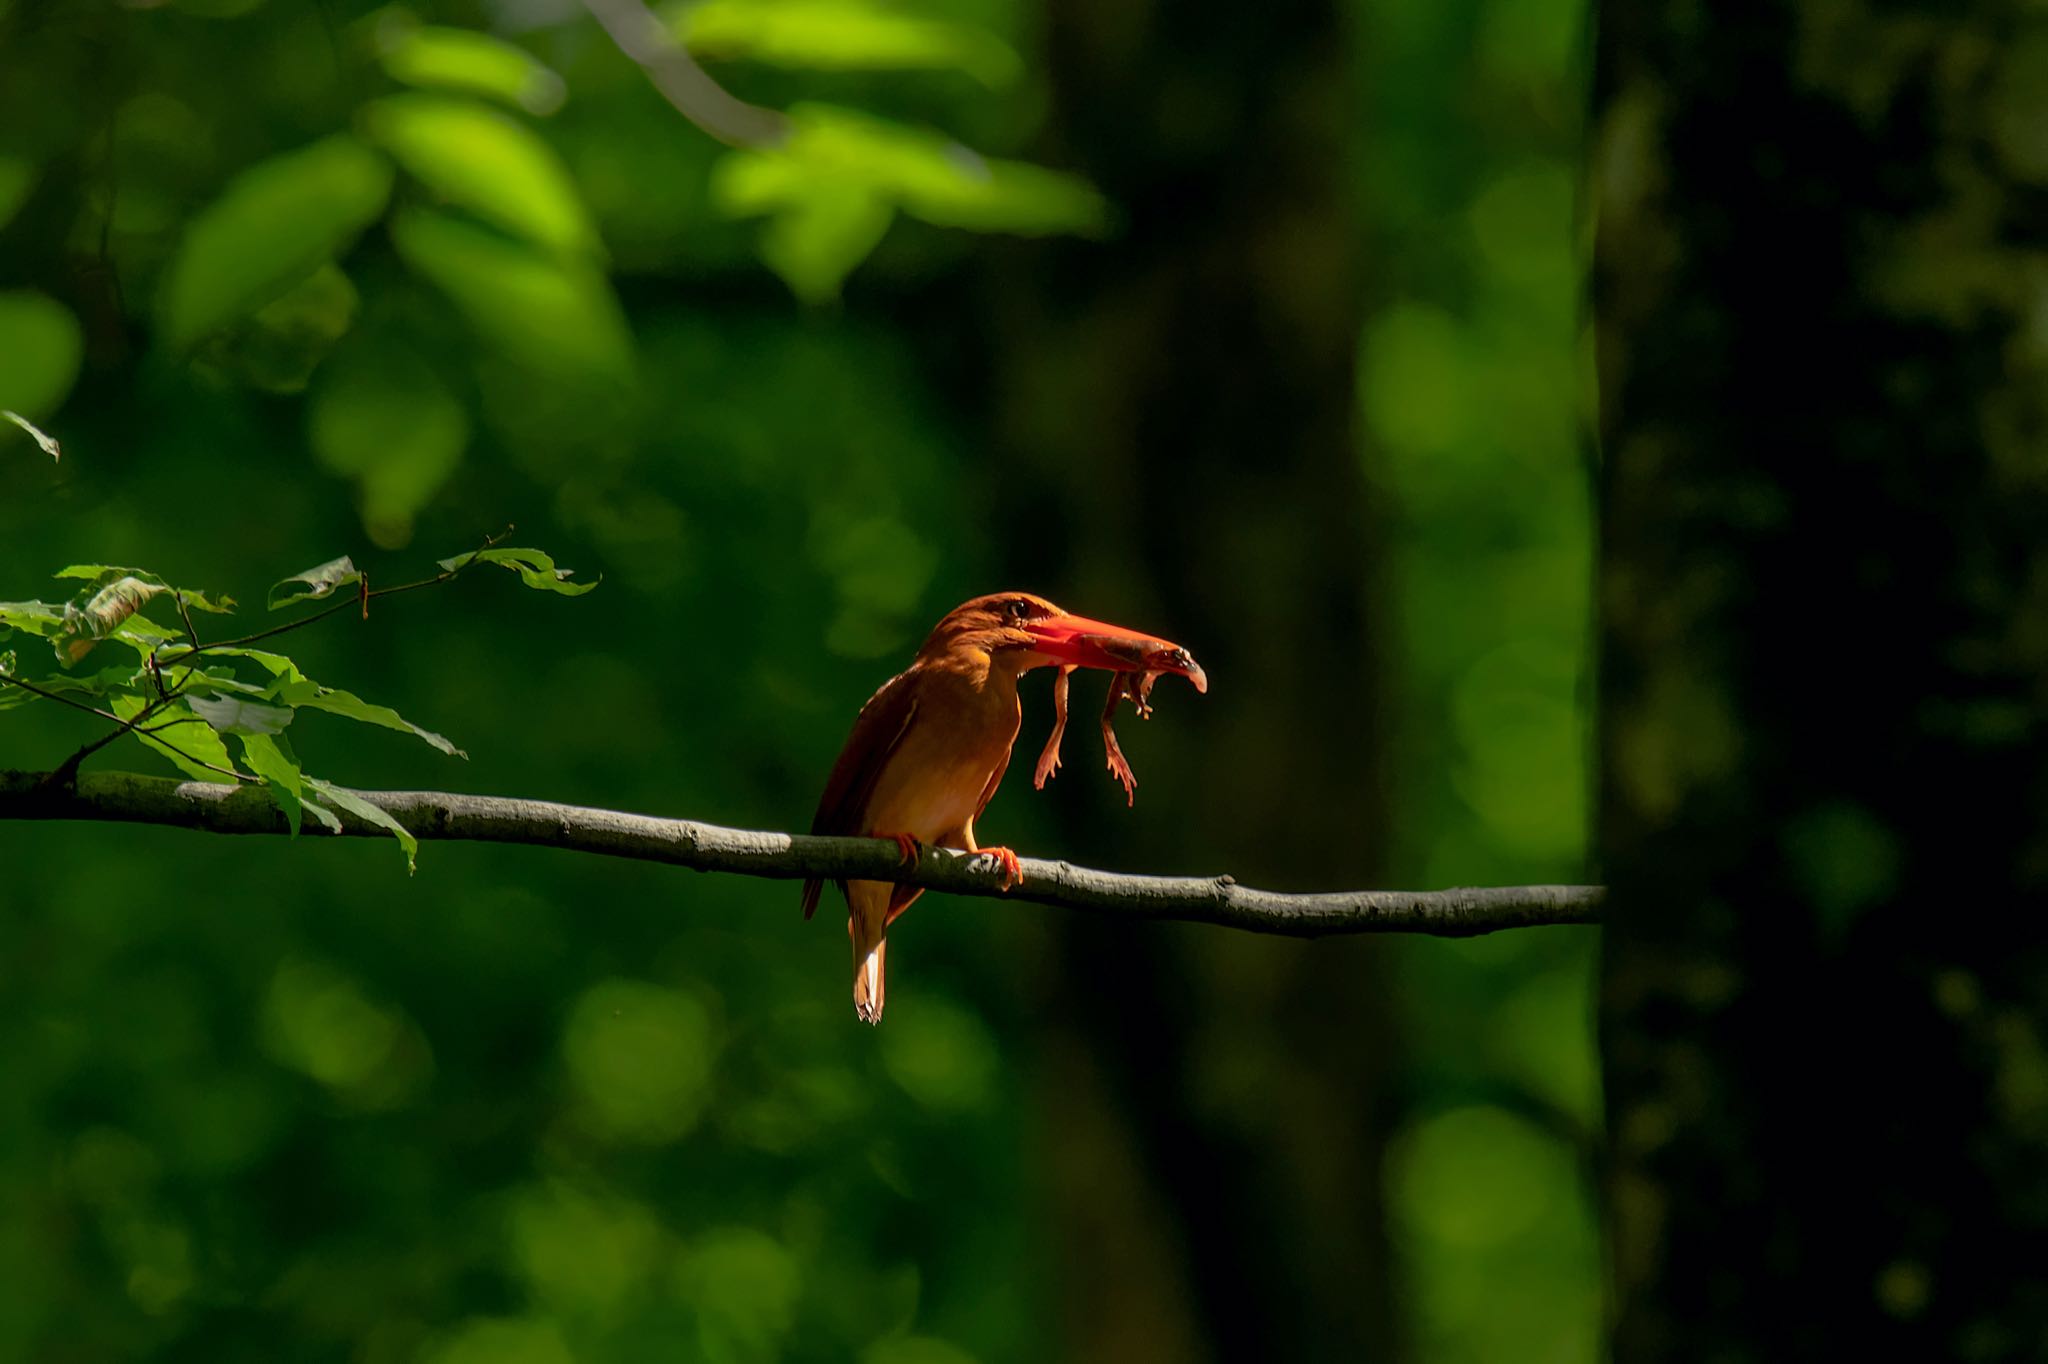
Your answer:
198;645;306;683
158;135;393;350
189;693;295;736
762;184;893;304
268;556;363;610
0;292;84;419
437;545;597;596
306;776;418;873
0;600;64;638
715;105;1110;234
166;664;269;696
390;208;632;380
56;567;235;613
681;0;1022;88
376;17;567;116
112;695;238;785
364;94;596;254
309;348;469;550
4;410;60;460
238;730;304;835
300;795;344;833
713;105;1106;300
55;576;165;666
178;584;240;614
273;678;465;757
0;157;35;231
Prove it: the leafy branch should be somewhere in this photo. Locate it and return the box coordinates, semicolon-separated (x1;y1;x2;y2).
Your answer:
2;546;1605;938
0;540;595;868
581;0;1107;303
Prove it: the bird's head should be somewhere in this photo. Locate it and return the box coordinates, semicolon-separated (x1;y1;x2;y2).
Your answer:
919;592;1208;693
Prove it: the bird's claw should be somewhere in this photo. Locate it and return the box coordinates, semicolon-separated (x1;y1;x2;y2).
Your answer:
885;832;921;868
977;846;1024;890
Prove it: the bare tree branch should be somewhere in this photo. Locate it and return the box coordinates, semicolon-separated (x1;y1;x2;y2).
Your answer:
0;769;1602;938
580;0;787;149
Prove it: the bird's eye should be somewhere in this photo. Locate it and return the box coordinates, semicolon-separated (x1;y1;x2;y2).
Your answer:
1006;599;1033;621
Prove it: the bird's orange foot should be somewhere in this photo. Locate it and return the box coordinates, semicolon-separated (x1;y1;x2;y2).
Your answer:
879;832;922;867
976;846;1024;890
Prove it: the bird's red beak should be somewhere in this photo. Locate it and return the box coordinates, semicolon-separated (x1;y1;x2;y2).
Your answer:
1023;612;1208;693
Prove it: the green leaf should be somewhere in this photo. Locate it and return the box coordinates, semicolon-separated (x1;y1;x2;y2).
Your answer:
712;105;1106;300
112;696;238;785
55;567;235;613
0;664;140;711
389;207;632;380
188;645;306;683
189;693;296;736
272;678;465;757
4;410;61;460
238;731;304;836
309;347;469;550
681;0;1022;87
0;156;36;231
363;94;595;254
268;556;363;610
0;292;84;420
299;790;342;835
55;576;166;666
306;777;418;874
375;18;567;116
763;183;893;305
158;135;394;350
165;665;269;697
0;600;65;638
437;545;597;596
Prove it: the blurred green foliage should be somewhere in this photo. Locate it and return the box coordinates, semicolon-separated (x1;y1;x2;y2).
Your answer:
1358;0;1598;1359
0;0;1593;1360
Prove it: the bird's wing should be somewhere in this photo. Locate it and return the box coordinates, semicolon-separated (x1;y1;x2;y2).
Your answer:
971;744;1012;825
801;667;921;919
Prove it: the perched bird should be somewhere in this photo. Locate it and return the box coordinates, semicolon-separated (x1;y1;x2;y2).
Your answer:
803;592;1206;1023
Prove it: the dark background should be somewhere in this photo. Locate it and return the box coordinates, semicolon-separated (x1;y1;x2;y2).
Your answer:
0;1;1595;1360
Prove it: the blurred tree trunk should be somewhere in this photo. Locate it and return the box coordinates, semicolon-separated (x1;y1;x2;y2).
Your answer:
959;0;1399;1360
1597;3;2048;1356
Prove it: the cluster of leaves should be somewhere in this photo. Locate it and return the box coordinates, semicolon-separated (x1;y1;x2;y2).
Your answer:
0;1;1105;534
0;545;593;870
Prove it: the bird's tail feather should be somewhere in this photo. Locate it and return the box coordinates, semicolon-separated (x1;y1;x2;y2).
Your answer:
852;931;886;1024
850;884;889;1024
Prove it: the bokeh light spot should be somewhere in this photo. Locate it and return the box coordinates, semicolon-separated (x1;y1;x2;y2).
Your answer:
562;979;716;1144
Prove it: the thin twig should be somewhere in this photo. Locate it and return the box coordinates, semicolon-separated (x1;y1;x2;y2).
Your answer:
0;770;1606;938
156;528;515;666
580;0;787;148
0;673;131;726
43;715;145;786
2;678;249;787
153;566;461;665
174;590;202;652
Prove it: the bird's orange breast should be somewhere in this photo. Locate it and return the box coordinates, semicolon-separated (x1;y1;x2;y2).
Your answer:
859;665;1020;843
